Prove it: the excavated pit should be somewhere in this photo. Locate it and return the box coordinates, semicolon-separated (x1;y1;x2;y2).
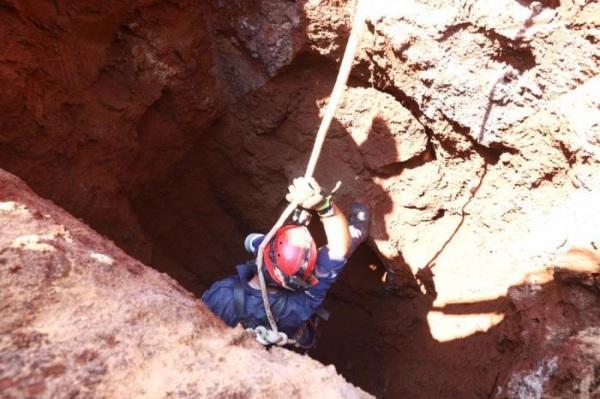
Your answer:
47;54;504;398
117;57;524;398
1;0;599;397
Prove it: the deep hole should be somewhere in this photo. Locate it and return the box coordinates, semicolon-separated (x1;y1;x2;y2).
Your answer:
309;241;513;398
125;55;519;398
311;244;394;393
0;2;595;397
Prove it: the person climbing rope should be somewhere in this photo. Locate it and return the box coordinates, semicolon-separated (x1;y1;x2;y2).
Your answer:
202;176;370;351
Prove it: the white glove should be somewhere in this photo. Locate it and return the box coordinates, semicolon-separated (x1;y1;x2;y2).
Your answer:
285;177;325;210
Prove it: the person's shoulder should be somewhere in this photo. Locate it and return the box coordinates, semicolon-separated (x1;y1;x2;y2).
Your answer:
202;275;239;302
210;274;239;289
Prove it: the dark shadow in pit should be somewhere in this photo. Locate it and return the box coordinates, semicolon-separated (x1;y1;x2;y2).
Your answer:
131;52;399;296
312;242;599;398
310;240;510;399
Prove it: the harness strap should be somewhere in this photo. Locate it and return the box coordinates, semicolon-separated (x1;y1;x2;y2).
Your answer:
271;292;287;317
233;281;287;328
233;281;328;350
233;282;245;320
315;306;330;321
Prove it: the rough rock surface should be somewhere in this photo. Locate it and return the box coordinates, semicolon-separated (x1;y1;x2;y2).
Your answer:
0;0;599;398
304;0;600;309
0;169;369;398
0;0;220;261
495;248;600;398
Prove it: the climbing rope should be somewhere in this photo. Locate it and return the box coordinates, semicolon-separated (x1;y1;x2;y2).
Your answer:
251;0;367;346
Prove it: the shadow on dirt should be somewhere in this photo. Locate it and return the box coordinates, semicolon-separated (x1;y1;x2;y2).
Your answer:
313;244;599;398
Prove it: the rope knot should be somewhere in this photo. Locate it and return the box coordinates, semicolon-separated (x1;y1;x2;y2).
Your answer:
247;326;289;346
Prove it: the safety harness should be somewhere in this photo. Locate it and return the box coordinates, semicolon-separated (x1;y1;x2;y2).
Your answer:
233;280;321;350
233;281;287;330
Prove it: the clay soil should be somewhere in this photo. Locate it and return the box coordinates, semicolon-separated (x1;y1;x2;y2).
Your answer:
1;1;598;397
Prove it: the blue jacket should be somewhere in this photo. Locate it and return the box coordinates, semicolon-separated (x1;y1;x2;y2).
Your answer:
202;246;347;341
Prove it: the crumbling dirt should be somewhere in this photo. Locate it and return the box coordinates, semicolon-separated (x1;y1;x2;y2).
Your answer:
1;0;599;398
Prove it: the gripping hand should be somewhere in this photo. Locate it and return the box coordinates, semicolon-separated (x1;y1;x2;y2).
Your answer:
285;177;325;210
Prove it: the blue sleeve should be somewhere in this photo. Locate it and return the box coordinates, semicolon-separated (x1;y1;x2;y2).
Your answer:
280;246;347;324
308;245;348;301
201;277;238;327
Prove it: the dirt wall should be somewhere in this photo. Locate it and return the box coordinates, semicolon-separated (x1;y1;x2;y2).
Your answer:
0;0;220;260
0;0;598;398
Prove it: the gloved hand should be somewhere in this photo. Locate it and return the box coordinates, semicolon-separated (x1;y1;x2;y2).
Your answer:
285;177;325;210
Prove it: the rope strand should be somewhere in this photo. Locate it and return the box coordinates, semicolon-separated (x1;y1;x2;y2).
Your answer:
253;0;367;345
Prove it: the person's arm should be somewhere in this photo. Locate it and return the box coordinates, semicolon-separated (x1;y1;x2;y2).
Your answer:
319;203;351;259
287;208;352;317
283;178;353;316
286;176;351;258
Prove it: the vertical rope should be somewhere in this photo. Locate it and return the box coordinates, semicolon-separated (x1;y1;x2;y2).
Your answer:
254;0;367;339
304;1;367;178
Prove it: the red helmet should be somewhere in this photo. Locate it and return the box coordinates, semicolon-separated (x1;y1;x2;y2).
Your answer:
263;224;318;291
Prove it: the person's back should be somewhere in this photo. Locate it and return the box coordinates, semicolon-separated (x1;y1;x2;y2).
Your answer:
202;177;369;350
